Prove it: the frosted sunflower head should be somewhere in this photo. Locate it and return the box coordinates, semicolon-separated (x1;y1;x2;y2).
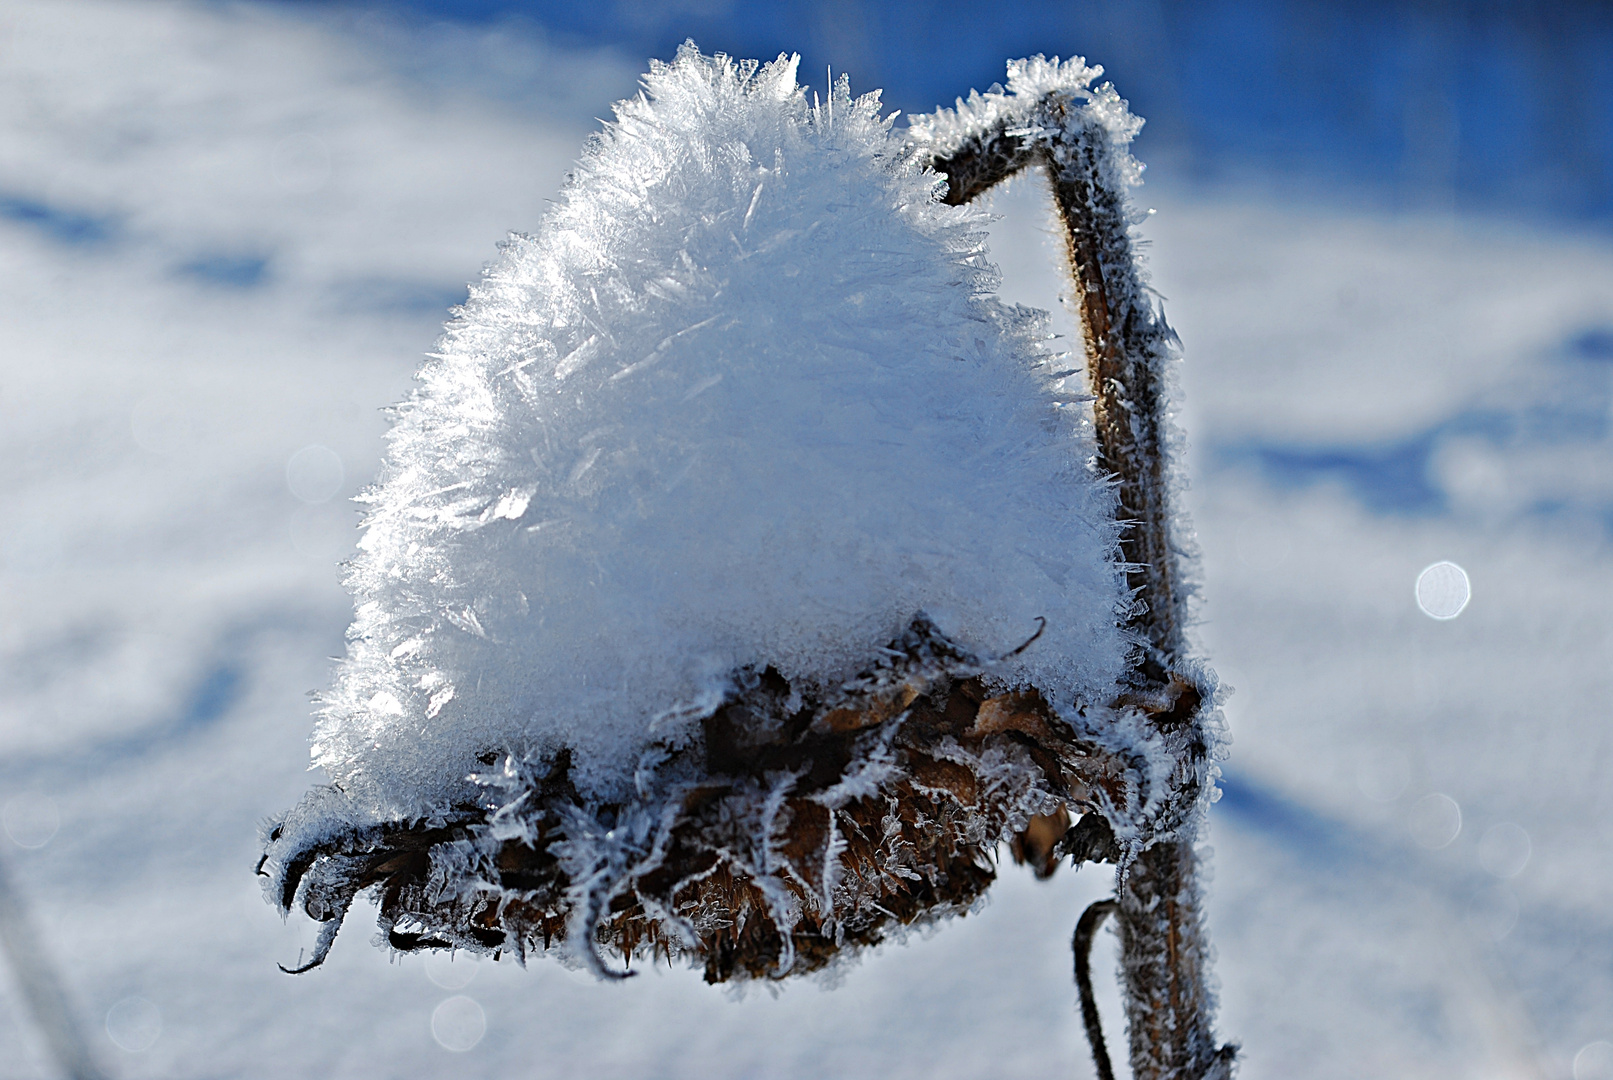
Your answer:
260;44;1182;982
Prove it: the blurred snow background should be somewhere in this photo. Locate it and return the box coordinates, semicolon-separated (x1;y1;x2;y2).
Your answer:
1;1;1610;1077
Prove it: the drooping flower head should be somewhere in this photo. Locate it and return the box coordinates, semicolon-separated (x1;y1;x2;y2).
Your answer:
263;45;1165;982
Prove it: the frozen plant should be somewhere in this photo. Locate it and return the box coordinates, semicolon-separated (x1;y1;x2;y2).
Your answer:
910;56;1237;1080
261;45;1233;1080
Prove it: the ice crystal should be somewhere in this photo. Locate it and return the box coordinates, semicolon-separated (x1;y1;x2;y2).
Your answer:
309;44;1130;822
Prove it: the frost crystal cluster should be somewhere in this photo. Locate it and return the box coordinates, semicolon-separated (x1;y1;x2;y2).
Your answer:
315;46;1127;817
260;46;1197;984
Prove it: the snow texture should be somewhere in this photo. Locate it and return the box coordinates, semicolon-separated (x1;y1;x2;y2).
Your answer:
311;45;1129;820
908;54;1143;189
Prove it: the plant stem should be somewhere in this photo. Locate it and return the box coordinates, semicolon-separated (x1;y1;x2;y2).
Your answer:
926;83;1234;1080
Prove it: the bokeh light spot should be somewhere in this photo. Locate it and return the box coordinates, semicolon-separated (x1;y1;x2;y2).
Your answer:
1477;822;1531;879
1415;561;1470;619
105;997;161;1052
431;996;486;1052
1576;1042;1613;1080
286;445;344;504
424;950;481;991
2;794;59;849
1408;793;1462;849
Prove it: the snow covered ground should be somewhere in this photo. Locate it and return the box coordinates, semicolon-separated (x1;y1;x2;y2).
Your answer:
0;2;1610;1077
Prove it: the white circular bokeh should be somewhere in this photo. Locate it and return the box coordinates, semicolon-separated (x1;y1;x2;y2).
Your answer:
1415;561;1471;619
424;950;481;991
1408;793;1462;849
431;995;486;1052
1477;822;1532;879
286;445;344;504
106;997;161;1052
1576;1041;1613;1080
2;794;60;849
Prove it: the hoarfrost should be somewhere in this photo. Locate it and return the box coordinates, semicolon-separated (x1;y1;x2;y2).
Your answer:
310;44;1130;821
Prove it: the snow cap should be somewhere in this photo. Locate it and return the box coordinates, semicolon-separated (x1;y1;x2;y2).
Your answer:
312;44;1129;818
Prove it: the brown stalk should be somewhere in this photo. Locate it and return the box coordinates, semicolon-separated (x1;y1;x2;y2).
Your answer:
929;89;1234;1080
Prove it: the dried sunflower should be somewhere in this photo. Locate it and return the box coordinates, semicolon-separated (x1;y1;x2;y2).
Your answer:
260;44;1232;1080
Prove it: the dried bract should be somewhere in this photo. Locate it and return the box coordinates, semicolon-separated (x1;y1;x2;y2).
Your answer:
262;617;1214;979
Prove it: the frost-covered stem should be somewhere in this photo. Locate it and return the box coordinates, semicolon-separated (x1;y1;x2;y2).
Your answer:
1040;98;1185;676
928;79;1229;1080
1039;97;1226;1080
1115;841;1231;1080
